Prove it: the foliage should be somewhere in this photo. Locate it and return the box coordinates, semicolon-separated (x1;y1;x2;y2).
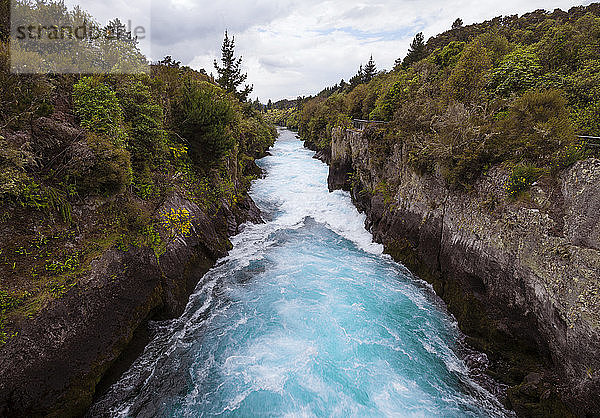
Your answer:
172;80;236;165
444;33;510;103
487;45;542;96
298;94;347;150
9;1;146;73
505;165;545;198
0;0;278;343
160;207;192;237
0;40;54;130
401;32;426;68
71;133;132;195
493;89;576;164
297;5;599;191
236;112;278;157
114;75;167;172
430;41;466;68
265;108;300;130
73;77;127;147
369;71;410;121
214;31;253;101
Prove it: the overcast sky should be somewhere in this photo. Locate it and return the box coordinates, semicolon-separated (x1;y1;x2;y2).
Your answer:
67;0;592;101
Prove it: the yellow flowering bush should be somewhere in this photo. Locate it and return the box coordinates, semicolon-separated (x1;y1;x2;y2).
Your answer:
505;165;544;199
169;144;188;160
160;208;192;237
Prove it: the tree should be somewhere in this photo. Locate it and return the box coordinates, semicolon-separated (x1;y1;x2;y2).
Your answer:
349;64;364;88
452;18;464;29
402;32;427;68
363;55;377;83
173;80;235;164
158;56;181;68
214;31;253;101
1;0;9;41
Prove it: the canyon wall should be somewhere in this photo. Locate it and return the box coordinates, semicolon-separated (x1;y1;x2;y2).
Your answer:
327;127;600;416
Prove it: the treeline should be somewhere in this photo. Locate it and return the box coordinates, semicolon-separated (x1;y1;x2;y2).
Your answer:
0;0;275;343
295;3;600;189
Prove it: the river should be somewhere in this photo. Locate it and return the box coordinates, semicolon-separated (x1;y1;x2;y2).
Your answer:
89;129;509;417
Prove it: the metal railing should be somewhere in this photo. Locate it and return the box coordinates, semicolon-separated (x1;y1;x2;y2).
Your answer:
578;135;600;149
352;119;388;131
349;124;600;150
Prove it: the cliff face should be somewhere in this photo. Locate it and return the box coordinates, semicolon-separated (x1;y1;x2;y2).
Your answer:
0;187;263;417
328;127;600;416
0;178;264;417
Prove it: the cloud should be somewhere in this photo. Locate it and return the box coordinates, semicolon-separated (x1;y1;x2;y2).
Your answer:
66;0;587;100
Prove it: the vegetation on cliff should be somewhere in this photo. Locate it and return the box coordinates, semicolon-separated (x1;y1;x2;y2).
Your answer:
0;0;276;346
296;4;600;190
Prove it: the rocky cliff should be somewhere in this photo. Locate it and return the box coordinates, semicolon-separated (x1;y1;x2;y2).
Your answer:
327;126;600;416
0;183;264;417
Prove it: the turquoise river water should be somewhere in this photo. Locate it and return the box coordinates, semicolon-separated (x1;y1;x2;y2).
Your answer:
90;129;510;417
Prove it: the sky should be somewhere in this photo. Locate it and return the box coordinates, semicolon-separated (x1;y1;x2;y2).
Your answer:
66;0;593;101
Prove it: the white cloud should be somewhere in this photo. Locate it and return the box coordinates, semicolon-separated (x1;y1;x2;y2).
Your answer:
66;0;590;100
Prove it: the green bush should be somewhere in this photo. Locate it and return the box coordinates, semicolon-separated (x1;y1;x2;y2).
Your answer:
172;80;235;165
493;89;576;164
444;33;510;103
505;165;545;199
0;41;54;130
298;94;346;151
236;113;277;158
431;41;466;68
73;76;127;147
487;45;543;96
72;133;132;195
115;76;167;173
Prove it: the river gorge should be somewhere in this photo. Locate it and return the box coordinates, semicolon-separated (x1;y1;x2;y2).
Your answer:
88;129;509;417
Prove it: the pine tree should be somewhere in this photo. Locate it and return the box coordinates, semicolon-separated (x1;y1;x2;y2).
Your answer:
402;32;426;68
363;55;377;83
452;18;464;29
349;64;364;88
214;31;253;102
158;56;181;68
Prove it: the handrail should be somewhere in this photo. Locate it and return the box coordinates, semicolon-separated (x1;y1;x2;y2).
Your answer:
352;119;388;131
349;122;600;145
353;119;388;124
578;135;600;148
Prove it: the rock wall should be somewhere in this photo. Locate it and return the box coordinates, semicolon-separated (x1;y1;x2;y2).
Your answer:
328;127;600;416
0;188;263;417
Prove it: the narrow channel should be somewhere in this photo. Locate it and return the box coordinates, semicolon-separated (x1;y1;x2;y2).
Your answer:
89;129;508;417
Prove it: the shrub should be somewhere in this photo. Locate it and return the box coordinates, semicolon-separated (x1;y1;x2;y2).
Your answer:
431;41;466;68
564;59;600;135
505;164;545;199
172;80;235;165
444;33;510;103
0;41;54;130
73;76;127;147
493;89;576;164
345;84;369;120
369;71;411;121
298;94;345;151
70;133;132;195
487;45;543;96
408;143;435;175
160;207;192;237
115;76;167;172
